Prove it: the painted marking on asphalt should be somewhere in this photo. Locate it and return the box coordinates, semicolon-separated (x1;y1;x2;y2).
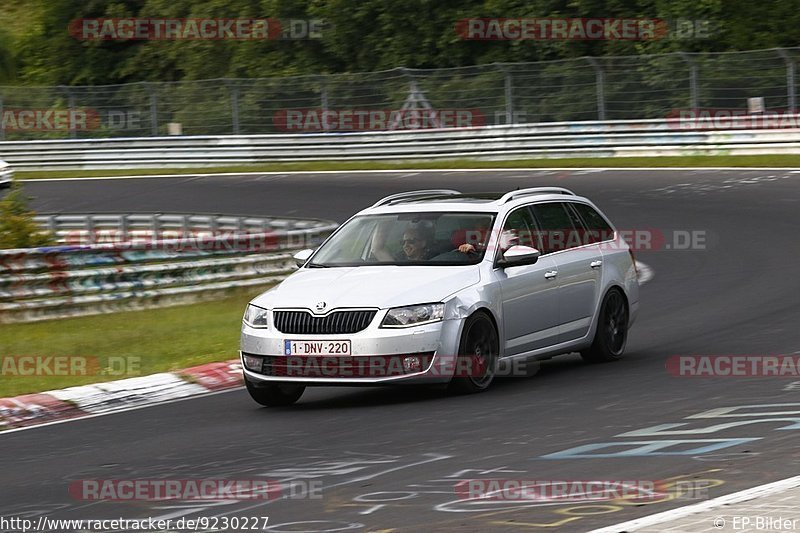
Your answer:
636;261;654;285
205;454;452;521
651;171;797;195
389;172;420;180
587;474;800;533
544;402;800;460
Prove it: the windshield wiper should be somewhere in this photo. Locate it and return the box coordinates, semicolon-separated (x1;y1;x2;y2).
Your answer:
305;262;330;268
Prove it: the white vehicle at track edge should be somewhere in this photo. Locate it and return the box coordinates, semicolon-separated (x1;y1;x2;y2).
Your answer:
0;159;13;187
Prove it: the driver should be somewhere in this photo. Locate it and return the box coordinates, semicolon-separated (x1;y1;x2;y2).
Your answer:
455;219;492;255
401;225;434;261
370;221;435;261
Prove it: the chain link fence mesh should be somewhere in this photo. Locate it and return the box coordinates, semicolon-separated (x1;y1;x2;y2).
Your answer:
1;47;799;140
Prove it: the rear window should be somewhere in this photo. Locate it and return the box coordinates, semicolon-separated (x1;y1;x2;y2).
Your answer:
570;202;614;243
530;202;578;254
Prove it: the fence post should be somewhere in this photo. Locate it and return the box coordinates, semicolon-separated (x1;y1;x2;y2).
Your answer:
85;215;95;244
60;86;77;139
146;83;159;136
119;214;129;242
679;53;699;110
586;58;606;120
151;214;161;240
502;65;515;125
227;80;240;135
777;48;796;114
320;75;329;131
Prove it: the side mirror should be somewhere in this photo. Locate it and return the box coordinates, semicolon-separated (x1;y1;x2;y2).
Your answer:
292;248;314;267
498;245;540;268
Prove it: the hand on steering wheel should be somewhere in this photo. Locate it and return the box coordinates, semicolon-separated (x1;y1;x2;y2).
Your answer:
458;243;477;254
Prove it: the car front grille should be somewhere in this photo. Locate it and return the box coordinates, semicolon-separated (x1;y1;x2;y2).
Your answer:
273;309;377;334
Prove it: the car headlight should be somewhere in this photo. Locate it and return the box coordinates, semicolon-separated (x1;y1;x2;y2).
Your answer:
381;303;444;328
243;304;269;328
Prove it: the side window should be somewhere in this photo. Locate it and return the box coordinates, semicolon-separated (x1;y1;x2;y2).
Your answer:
499;207;537;254
570;202;614;243
531;202;579;254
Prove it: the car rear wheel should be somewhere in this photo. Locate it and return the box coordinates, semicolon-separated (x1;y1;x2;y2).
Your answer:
581;288;628;363
449;311;499;393
245;378;305;406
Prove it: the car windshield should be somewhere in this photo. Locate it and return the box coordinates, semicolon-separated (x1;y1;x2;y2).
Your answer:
308;212;496;267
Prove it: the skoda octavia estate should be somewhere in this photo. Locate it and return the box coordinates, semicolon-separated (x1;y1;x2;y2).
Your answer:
241;187;639;406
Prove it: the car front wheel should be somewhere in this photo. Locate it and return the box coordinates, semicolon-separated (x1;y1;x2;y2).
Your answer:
449;311;499;394
245;378;305;406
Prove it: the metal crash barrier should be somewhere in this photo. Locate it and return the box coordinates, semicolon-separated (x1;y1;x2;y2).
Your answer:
3;117;800;170
0;213;337;323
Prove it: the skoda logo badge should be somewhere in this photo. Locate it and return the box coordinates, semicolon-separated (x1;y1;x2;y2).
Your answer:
315;301;327;312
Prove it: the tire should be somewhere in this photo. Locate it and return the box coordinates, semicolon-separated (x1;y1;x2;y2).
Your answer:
581;288;629;363
245;378;305;406
448;311;500;394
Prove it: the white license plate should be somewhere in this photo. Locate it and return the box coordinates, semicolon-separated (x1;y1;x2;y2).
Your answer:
284;340;352;356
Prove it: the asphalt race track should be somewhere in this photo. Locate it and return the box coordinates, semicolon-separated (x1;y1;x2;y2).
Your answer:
3;168;800;532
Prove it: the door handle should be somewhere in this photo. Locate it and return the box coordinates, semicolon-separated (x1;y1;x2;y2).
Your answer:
590;260;603;269
544;270;558;279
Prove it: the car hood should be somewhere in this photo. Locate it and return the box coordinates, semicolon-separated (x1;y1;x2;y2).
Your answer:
252;265;480;310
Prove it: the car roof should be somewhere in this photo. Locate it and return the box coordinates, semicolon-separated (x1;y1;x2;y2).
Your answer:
362;188;593;214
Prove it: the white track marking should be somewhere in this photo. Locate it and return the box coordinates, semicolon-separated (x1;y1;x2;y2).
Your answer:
636;261;655;285
588;475;800;532
21;167;800;182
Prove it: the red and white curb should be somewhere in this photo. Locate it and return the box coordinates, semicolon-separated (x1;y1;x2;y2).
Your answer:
0;359;242;432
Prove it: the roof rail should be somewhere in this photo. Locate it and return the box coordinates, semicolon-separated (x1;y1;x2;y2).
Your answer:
371;189;462;208
498;187;576;204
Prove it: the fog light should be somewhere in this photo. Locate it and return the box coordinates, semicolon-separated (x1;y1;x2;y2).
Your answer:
243;354;263;372
403;356;421;372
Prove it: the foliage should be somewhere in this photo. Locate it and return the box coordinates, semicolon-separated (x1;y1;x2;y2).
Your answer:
0;182;54;249
5;0;800;86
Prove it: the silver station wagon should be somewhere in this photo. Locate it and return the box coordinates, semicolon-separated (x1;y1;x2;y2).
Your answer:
241;188;639;406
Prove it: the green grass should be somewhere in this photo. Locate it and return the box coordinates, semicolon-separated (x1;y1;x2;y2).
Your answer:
0;285;274;398
14;154;800;180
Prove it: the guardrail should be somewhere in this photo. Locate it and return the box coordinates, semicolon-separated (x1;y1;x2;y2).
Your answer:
3;117;800;170
34;213;331;244
0;214;338;323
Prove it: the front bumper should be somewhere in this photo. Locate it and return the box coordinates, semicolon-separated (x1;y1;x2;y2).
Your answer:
241;315;462;384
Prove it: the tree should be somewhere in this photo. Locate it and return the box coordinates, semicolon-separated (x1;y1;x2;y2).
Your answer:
0;182;54;249
0;28;14;83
